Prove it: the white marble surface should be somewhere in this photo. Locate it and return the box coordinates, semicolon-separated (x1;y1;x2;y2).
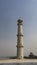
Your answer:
0;59;37;63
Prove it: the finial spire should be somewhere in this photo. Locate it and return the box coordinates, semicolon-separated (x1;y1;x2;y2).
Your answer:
19;17;21;19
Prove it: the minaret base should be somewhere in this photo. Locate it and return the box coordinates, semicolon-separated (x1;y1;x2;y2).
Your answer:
16;45;24;59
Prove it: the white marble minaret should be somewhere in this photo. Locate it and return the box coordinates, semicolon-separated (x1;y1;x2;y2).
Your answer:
16;18;24;59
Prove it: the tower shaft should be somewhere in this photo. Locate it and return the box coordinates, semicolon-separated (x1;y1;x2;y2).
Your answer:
16;19;24;59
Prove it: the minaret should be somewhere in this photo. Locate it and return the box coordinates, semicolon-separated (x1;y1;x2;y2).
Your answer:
16;18;24;59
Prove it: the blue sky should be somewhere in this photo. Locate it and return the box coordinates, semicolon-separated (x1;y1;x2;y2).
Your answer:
0;0;37;57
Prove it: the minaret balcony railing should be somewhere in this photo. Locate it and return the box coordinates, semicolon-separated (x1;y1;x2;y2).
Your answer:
17;34;23;36
16;45;24;47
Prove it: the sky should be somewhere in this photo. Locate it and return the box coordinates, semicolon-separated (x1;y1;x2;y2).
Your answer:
0;0;37;57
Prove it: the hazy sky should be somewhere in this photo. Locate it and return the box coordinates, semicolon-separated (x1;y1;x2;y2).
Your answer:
0;0;37;57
